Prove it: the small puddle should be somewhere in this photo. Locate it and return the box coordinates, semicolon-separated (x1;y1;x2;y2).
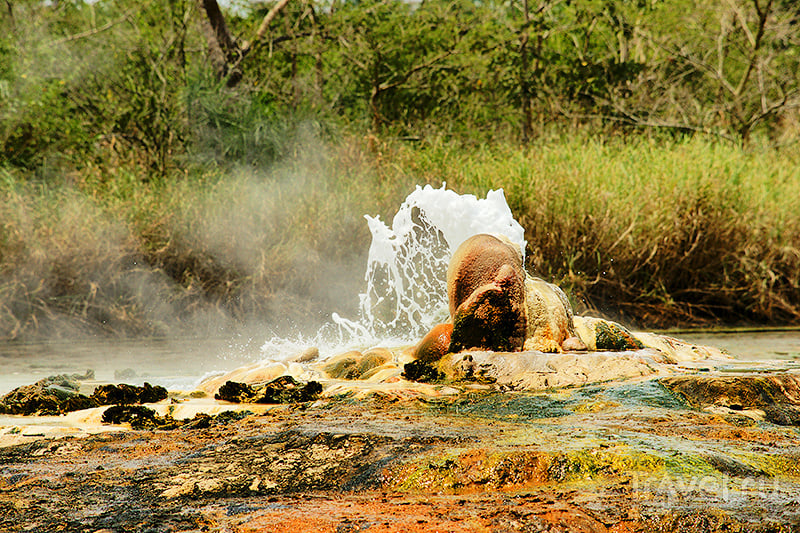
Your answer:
678;328;800;361
0;337;262;395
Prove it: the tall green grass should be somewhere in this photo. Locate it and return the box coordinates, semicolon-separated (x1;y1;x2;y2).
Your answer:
1;134;798;340
384;135;800;326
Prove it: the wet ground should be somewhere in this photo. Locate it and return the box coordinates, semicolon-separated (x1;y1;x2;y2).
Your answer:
1;332;800;532
1;377;800;531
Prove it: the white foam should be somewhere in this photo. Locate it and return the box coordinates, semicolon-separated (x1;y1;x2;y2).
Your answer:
330;184;525;345
257;184;524;360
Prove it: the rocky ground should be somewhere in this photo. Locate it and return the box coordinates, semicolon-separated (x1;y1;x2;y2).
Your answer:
2;365;800;532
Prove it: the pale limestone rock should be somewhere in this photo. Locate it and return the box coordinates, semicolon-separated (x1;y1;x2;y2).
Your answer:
631;331;730;362
442;349;662;390
292;346;320;363
199;361;288;395
523;276;580;353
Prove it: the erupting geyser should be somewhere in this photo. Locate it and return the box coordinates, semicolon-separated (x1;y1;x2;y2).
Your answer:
257;184;725;373
330;184;525;345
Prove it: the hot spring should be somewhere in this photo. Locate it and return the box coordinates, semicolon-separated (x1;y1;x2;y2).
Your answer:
1;184;798;396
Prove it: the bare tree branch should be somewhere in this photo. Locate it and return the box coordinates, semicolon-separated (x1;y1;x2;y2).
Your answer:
734;0;773;98
199;0;294;87
4;1;14;30
376;50;454;93
243;0;293;54
49;9;136;45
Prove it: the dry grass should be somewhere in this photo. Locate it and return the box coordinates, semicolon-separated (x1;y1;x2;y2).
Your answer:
383;135;800;327
1;134;799;340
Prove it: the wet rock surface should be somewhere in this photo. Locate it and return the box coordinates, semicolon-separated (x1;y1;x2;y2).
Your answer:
215;376;323;404
662;374;800;426
2;373;800;532
0;375;167;416
92;382;168;405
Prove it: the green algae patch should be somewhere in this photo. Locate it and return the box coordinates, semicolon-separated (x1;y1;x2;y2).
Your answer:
421;387;616;420
381;444;665;494
381;448;553;493
413;380;692;427
725;450;800;479
572;397;621;413
426;392;576;420
662;452;720;479
547;447;665;482
605;380;691;410
419;380;693;424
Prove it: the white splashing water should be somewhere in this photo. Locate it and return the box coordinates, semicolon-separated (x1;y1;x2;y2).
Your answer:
261;184;525;359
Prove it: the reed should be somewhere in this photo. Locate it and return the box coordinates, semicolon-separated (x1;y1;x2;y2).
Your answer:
1;134;798;340
383;135;800;327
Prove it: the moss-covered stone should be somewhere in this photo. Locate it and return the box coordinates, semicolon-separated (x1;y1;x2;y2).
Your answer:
357;349;392;375
321;351;363;379
101;405;252;430
594;320;645;351
101;405;163;429
402;360;445;383
215;376;322;404
92;382;168;405
0;375;96;415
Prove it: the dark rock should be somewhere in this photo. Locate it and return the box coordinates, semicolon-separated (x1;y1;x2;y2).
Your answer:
215;376;322;404
101;405;162;430
261;376;322;403
100;406;246;430
594;320;644;351
0;376;169;416
181;413;213;430
215;381;258;403
60;394;100;413
0;375;97;415
214;410;253;425
91;382;168;405
402;360;445;383
763;404;800;426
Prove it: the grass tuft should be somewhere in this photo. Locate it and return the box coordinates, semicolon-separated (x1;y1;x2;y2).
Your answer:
1;134;799;340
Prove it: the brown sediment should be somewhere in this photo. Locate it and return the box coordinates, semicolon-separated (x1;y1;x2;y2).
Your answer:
0;376;168;416
661;374;800;409
1;379;800;532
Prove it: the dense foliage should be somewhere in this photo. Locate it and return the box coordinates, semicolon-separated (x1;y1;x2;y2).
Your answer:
1;0;799;339
3;0;799;172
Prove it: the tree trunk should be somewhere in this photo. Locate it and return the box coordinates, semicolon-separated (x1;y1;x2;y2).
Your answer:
200;0;242;85
519;0;533;144
199;0;293;87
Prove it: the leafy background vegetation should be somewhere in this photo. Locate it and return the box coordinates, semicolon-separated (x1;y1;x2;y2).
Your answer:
1;0;799;340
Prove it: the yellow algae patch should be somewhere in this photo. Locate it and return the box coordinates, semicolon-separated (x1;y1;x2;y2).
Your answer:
381;445;664;494
382;448;551;494
573;398;621;413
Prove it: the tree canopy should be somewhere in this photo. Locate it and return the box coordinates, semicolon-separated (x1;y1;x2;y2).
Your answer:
1;0;799;176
